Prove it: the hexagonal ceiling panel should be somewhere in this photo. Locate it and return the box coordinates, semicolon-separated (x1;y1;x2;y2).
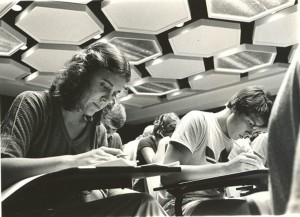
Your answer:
166;88;198;101
214;44;277;73
101;0;191;34
189;70;240;90
0;58;30;80
50;0;91;4
128;77;179;96
253;4;300;47
119;93;161;108
130;65;142;83
206;0;295;22
0;1;19;18
145;53;205;79
21;44;80;73
288;44;299;63
248;63;290;80
0;20;26;56
24;72;55;88
100;31;162;65
15;1;104;45
169;19;240;58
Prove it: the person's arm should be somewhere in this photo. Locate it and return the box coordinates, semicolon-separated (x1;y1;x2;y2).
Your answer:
286;129;300;214
1;146;123;189
161;142;263;185
140;136;170;164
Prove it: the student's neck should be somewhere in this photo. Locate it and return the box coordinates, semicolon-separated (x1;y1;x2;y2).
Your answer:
215;108;231;138
61;108;86;123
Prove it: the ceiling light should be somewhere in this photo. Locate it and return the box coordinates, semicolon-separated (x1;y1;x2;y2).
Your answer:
0;1;19;18
24;71;39;82
214;44;277;73
128;77;179;96
0;20;26;56
100;31;162;65
206;0;295;22
93;34;101;39
20;45;27;50
12;4;22;12
176;22;184;27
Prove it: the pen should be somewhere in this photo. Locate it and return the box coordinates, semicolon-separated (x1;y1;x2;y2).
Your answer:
231;139;264;159
231;139;253;153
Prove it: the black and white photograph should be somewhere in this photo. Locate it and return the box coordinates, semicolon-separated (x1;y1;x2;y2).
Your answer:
1;0;299;216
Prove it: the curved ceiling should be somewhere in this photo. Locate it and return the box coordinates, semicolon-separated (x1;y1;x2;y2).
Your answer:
0;0;299;124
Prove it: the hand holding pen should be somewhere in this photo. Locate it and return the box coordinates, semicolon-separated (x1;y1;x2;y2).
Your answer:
229;139;266;169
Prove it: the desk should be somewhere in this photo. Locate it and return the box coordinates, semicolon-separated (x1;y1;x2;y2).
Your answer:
154;169;268;216
2;165;181;209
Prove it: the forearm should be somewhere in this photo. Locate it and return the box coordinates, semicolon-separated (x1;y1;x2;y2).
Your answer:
152;144;166;164
161;163;229;185
1;155;75;189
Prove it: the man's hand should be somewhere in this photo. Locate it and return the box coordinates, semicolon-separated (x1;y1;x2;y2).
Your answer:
226;152;265;173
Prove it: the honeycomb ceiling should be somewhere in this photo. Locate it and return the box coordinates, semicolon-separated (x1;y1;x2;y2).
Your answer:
0;0;299;124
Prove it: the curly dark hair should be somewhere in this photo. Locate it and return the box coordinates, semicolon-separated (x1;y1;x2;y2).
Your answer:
49;42;130;111
227;86;273;126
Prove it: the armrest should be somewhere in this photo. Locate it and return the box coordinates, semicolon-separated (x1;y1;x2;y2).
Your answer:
154;169;268;216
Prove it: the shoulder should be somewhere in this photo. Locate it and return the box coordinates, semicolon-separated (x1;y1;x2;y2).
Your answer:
178;110;210;128
112;132;121;140
138;135;154;149
16;91;52;107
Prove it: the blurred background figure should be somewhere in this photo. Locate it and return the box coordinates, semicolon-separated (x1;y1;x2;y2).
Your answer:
134;112;180;193
101;102;126;150
123;125;154;161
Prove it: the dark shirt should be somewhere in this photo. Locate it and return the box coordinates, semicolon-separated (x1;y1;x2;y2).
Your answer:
136;135;157;165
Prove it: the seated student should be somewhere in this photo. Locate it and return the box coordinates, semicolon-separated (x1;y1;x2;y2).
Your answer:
1;42;167;217
123;125;154;161
133;113;180;192
100;102;126;150
137;112;180;165
228;130;268;167
161;85;273;216
251;132;268;167
247;54;300;215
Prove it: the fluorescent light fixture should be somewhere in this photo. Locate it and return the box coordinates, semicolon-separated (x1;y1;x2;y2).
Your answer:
24;71;39;82
119;93;161;108
128;77;179;96
0;20;26;56
100;31;162;65
248;63;290;79
214;44;277;73
166;88;197;100
206;0;295;22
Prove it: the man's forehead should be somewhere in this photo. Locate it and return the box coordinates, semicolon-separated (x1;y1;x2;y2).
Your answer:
248;113;265;127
